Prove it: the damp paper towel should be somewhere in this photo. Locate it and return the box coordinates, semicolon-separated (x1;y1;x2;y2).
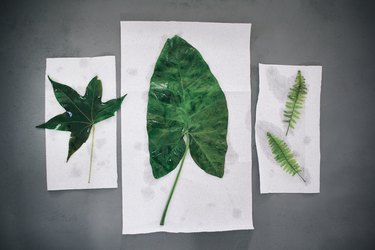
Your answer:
44;56;118;191
121;21;253;234
256;63;322;193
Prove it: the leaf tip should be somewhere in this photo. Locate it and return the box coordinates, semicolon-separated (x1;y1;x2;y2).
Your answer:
151;171;162;179
47;75;54;83
66;151;73;162
36;123;45;129
92;75;100;84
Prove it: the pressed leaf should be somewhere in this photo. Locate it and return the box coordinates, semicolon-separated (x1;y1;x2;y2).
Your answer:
283;70;307;136
147;35;228;224
266;132;306;182
37;76;126;182
147;35;228;179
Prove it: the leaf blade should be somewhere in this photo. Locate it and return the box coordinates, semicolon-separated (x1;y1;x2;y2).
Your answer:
94;95;127;124
147;35;228;178
36;113;90;131
48;76;91;122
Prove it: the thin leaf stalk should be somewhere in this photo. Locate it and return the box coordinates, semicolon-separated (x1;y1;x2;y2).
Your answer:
160;134;189;226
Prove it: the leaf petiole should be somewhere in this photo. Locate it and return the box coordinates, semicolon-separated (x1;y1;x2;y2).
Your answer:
160;135;189;226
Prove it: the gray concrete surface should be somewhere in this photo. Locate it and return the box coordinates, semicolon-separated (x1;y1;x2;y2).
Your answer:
1;0;374;249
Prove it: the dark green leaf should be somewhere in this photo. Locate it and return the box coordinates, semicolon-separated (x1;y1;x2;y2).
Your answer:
283;70;307;136
147;35;228;179
37;76;126;161
266;132;306;182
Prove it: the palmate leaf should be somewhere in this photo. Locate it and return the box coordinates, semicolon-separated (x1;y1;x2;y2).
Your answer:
37;76;126;182
266;132;306;182
284;70;307;136
147;35;228;225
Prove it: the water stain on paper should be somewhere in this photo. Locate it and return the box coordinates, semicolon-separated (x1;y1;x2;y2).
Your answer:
233;208;242;219
126;68;138;76
141;187;155;200
265;66;294;102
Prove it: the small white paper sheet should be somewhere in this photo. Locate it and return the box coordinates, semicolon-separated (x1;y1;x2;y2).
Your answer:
44;56;118;191
121;21;253;234
256;64;322;193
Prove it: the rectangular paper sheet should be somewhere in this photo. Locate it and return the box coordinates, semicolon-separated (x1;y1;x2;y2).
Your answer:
121;21;253;234
45;56;118;190
256;64;322;193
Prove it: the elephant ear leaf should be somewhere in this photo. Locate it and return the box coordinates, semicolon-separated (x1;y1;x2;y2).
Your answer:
147;35;229;225
283;70;307;136
147;35;228;179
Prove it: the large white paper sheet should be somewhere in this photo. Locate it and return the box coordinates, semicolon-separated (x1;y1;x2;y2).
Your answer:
256;64;322;193
121;21;253;234
45;56;118;191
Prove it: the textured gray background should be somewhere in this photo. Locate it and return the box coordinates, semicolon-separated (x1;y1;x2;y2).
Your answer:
1;0;374;249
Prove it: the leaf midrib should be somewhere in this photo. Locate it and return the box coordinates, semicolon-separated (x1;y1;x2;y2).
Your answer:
286;76;303;128
90;82;97;122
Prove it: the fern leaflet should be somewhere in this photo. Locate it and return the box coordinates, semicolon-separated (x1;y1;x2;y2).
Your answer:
284;70;307;136
266;132;306;182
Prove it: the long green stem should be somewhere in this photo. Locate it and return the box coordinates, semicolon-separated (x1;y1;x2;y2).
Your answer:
160;135;189;226
88;125;95;183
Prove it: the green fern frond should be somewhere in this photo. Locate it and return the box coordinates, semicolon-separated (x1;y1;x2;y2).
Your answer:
284;70;307;136
266;132;306;182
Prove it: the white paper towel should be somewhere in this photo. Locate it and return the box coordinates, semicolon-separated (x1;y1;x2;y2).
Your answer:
121;21;253;234
256;64;322;193
44;56;118;191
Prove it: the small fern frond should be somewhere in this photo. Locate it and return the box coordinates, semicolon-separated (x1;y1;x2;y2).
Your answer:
284;70;307;136
266;132;306;182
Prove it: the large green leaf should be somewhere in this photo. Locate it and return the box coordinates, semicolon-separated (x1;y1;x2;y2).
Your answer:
147;35;229;225
147;35;228;179
37;76;126;161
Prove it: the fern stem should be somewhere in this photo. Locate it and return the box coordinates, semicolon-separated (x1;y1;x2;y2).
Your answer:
297;172;306;183
160;135;189;226
88;125;95;183
286;125;291;136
